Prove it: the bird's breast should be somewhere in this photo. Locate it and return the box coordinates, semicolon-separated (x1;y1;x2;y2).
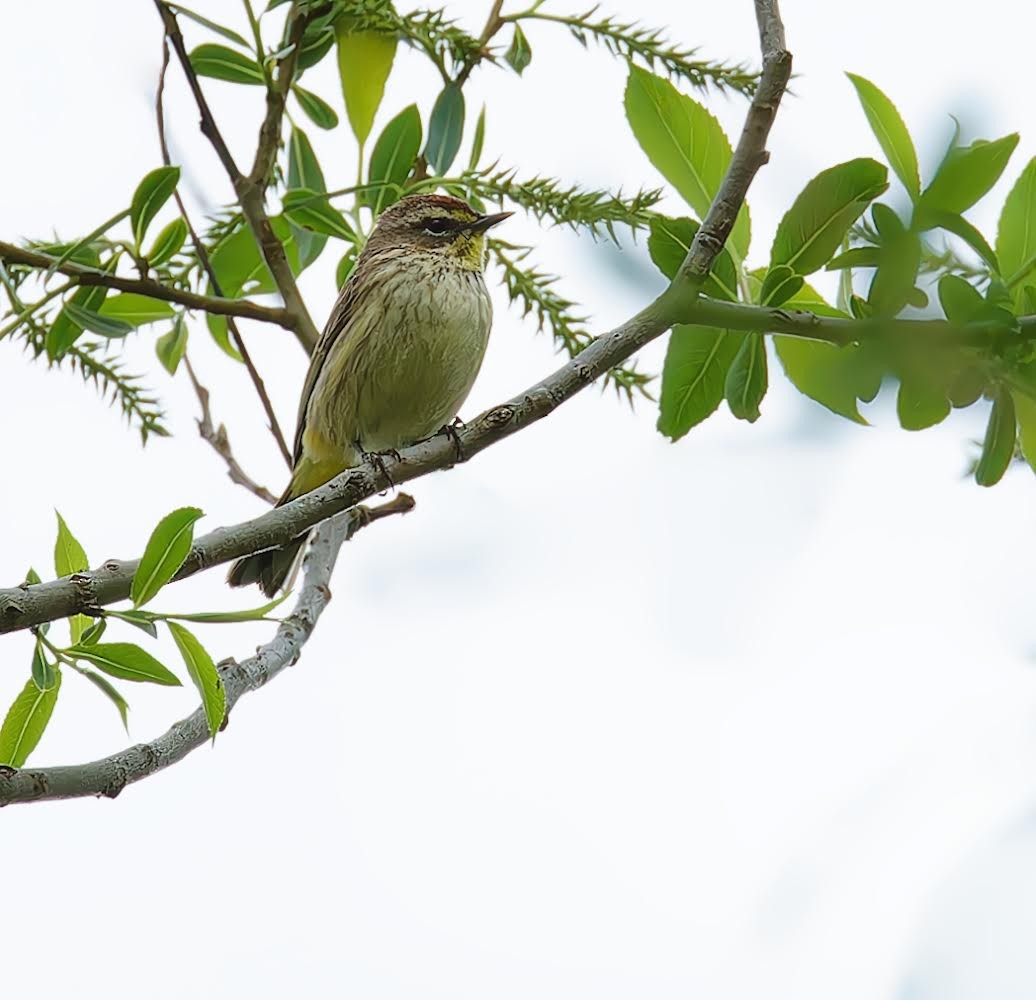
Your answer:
318;259;493;455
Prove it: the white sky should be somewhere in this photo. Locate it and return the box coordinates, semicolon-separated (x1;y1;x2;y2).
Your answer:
2;1;1036;997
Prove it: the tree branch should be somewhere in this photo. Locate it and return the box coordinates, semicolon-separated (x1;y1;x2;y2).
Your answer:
454;0;506;86
249;1;309;194
677;0;790;287
156;37;293;467
183;356;279;505
155;0;320;354
0;240;294;329
684;295;1036;348
0;495;415;807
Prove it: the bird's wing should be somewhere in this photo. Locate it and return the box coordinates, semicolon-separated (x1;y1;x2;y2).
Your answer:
291;256;374;465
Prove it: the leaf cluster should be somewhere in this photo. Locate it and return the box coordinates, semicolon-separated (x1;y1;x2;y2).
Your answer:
624;61;1036;489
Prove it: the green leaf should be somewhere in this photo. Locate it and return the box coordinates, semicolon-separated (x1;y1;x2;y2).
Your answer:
365;105;422;214
107;609;159;639
826;246;882;270
130;166;181;249
0;672;61;767
80;669;130;733
164;594;289;624
505;24;532;75
53;510;90;645
468;105;486;171
1013;390;1036;474
156;315;189;375
759;263;803;307
725;335;767;422
145;217;188;268
30;640;56;690
334;23;396;146
647;216;737;300
292;85;339;130
47;285;108;359
287;127;326;194
287;127;327;271
846;73;920;199
80;619;107;645
948;366;987;409
998;157;1036;302
67;643;180;686
97;293;177;328
282;189;356;240
897;377;950;431
773;281;881;424
63;302;133;339
871;202;905;240
166;4;249;47
425;84;465;175
867;230;921;316
131;507;204;608
205;216;300;352
166;621;225;738
624;66;750;262
771;158;888;275
917;133;1019;223
975;387;1016;487
926;211;999;274
657;327;740;441
189;43;264;84
297;22;335;70
54;511;88;578
938;274;984;322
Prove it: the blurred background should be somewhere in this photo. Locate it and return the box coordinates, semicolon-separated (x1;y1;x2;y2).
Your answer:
2;1;1035;997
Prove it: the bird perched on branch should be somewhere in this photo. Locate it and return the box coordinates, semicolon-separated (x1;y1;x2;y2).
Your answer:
228;193;512;596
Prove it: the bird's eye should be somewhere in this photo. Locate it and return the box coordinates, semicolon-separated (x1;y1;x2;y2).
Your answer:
422;217;452;236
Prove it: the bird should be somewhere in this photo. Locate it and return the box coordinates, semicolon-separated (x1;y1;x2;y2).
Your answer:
228;193;512;596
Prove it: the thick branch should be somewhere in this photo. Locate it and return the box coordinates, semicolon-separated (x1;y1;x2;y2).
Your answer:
156;1;320;353
0;240;294;329
0;495;414;807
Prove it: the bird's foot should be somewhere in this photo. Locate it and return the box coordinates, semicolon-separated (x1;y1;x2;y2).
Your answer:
439;417;466;464
361;448;401;492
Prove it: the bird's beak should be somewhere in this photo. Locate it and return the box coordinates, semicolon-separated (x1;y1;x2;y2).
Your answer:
468;211;513;233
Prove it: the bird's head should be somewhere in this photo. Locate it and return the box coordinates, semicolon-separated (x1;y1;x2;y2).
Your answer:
368;194;512;271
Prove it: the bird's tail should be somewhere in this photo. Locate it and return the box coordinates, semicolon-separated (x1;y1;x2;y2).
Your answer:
227;533;307;598
227;476;309;597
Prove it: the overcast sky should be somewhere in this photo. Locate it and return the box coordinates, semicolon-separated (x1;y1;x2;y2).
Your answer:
3;2;1036;998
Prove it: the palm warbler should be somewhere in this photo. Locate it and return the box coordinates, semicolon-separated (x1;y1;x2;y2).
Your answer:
228;194;511;595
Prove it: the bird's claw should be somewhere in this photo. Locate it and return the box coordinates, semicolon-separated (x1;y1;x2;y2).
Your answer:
439;417;466;463
362;448;401;492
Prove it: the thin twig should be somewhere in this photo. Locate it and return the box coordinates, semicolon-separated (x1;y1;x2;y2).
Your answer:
154;0;320;354
249;1;310;194
156;37;293;468
184;356;279;505
0;240;293;329
455;0;506;86
0;496;415;807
